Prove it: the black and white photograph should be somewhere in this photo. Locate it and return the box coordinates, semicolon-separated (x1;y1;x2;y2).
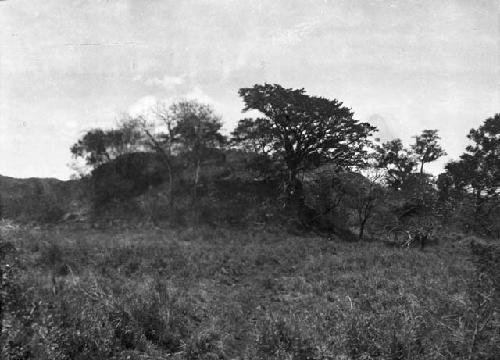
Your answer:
1;0;499;359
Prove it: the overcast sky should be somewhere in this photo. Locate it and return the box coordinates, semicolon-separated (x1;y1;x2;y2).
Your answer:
1;0;498;179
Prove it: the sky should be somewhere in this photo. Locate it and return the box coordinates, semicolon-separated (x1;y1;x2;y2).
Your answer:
0;0;498;180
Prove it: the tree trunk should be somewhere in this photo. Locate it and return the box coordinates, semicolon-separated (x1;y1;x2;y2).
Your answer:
167;164;173;218
289;168;304;209
143;128;174;220
157;154;174;219
359;218;367;241
193;157;201;225
420;161;424;174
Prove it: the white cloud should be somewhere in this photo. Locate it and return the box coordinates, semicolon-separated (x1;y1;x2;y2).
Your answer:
127;86;223;122
127;95;160;118
368;113;407;143
270;19;322;47
184;86;215;105
145;75;185;90
129;86;215;112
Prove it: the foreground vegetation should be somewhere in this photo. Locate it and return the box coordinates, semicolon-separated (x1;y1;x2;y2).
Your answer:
2;221;499;359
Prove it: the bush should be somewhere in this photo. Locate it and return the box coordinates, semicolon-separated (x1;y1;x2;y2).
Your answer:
38;203;65;224
91;152;167;209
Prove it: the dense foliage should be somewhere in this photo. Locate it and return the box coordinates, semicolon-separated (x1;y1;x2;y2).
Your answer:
235;84;376;191
70;122;143;168
439;114;500;236
412;129;446;174
374;139;417;190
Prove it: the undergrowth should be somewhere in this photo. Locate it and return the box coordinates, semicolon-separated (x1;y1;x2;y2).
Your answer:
1;221;498;359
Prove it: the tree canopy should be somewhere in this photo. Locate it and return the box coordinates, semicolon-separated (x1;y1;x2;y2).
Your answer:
439;114;500;234
374;130;445;190
412;129;446;174
234;84;377;182
70;122;143;168
444;114;500;201
374;139;417;190
170;100;226;162
230;117;274;155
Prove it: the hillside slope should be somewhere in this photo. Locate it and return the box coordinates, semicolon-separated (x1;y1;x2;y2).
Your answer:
0;174;86;221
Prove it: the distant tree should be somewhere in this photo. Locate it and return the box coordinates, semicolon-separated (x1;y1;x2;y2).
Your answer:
438;160;471;202
442;114;500;234
70;125;143;169
70;129;111;167
445;116;500;201
128;108;177;217
411;129;446;174
236;83;376;202
150;100;177;157
172;101;226;162
169;100;226;216
462;115;500;201
135;100;225;219
374;139;417;190
437;167;467;224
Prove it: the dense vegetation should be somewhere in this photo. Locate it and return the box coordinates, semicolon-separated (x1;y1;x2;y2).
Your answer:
62;84;500;240
1;84;499;359
2;222;499;359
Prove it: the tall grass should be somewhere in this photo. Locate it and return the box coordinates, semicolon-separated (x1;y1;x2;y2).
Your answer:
1;222;498;359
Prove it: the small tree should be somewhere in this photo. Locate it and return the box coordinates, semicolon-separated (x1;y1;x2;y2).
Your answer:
170;100;226;217
70;129;112;168
350;173;385;241
70;125;143;170
374;139;417;190
129;107;177;218
150;100;177;157
442;114;500;235
411;129;446;174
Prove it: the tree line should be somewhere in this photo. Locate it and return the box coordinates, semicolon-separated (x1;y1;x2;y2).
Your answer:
70;84;500;239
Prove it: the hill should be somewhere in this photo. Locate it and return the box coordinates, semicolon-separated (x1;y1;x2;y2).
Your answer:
0;154;380;238
0;174;87;222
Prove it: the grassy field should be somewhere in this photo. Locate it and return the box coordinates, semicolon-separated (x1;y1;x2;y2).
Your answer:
1;221;498;359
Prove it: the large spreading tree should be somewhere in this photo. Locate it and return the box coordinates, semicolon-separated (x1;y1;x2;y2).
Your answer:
233;83;376;197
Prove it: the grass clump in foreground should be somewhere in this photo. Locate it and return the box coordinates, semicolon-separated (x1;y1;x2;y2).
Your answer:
1;222;499;359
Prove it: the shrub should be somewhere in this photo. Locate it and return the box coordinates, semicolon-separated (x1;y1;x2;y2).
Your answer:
91;152;167;209
38;203;65;224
